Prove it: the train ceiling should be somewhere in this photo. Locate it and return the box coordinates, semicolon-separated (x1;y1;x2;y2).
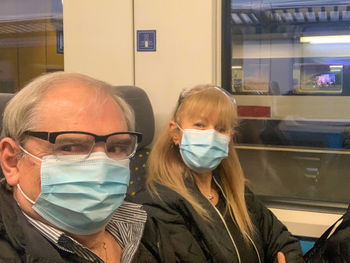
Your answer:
231;1;350;25
0;0;62;35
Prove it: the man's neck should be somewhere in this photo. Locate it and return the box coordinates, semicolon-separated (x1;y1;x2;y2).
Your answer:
71;229;122;263
71;229;106;251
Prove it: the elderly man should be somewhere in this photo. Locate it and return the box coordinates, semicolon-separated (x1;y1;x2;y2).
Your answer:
0;72;147;263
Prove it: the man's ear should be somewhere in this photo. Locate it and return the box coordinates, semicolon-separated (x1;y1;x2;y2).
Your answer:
169;121;181;146
0;137;21;186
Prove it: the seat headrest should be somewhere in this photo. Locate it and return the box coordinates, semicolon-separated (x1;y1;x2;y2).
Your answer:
0;93;14;133
112;86;154;149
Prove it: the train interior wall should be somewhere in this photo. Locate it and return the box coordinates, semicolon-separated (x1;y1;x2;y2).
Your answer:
64;0;222;138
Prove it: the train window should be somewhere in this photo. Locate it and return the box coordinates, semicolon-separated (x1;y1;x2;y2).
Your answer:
224;0;350;211
0;0;63;93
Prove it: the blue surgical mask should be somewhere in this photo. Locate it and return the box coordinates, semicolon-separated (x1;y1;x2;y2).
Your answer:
17;150;130;235
178;127;230;173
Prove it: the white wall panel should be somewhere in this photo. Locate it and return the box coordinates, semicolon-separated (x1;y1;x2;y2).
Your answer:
134;0;220;137
63;1;134;85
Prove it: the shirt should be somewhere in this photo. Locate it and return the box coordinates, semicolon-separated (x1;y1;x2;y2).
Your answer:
23;201;147;263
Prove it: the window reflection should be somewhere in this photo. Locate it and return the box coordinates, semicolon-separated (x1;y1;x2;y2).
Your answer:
230;1;350;210
0;0;63;93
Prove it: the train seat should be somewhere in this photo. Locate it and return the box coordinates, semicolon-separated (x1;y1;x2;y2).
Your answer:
0;93;14;180
0;93;14;134
112;86;155;197
0;87;155;196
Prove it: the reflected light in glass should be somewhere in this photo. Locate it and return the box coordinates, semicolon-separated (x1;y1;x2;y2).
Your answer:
300;35;350;44
329;65;343;69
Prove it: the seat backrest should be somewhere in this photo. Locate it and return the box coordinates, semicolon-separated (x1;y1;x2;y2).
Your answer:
0;93;14;133
0;93;14;179
112;86;155;196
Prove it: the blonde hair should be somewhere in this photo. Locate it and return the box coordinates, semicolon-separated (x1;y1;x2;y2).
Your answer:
147;84;254;240
2;72;135;145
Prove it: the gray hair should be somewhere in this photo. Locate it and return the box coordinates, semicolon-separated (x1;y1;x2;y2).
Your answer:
1;72;135;145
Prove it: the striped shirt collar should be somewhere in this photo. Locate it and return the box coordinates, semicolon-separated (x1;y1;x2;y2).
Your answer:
23;201;147;263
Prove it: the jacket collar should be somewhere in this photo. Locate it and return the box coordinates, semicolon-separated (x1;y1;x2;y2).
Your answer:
0;182;65;262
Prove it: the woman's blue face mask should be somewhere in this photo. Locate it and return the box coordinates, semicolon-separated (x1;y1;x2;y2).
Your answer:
177;125;230;173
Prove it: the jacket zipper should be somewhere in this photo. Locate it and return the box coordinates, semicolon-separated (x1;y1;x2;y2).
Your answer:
198;182;241;263
212;177;262;263
209;200;242;263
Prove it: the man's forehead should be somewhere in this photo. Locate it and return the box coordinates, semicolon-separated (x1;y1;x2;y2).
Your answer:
42;80;96;98
39;81;111;108
34;82;126;132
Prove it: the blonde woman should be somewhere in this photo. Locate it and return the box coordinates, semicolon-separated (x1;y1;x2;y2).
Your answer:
133;85;303;263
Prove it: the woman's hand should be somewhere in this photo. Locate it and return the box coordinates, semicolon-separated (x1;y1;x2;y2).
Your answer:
277;252;286;263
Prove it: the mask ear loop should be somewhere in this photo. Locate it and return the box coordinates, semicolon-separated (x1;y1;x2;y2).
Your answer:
19;146;42;162
16;146;41;205
17;184;35;205
176;123;183;131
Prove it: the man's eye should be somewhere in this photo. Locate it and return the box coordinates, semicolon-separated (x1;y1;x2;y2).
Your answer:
107;143;130;155
59;144;74;152
55;143;90;154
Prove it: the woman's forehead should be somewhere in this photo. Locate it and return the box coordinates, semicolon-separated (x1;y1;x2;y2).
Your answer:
177;92;236;124
182;111;228;126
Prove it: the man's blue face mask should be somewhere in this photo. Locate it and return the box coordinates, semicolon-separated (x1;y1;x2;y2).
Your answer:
177;126;230;174
17;149;130;235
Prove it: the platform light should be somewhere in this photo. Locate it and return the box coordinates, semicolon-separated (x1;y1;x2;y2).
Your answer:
330;10;339;21
240;13;253;24
330;69;342;72
306;10;316;22
231;13;242;24
294;11;305;23
282;10;294;23
329;65;343;68
330;65;343;72
318;10;327;22
250;13;259;23
273;11;283;22
343;9;350;21
300;35;350;44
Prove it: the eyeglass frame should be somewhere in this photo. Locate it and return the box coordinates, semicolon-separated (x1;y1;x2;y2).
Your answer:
23;130;143;159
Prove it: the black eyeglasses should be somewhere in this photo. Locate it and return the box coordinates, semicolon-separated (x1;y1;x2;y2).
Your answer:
24;131;142;160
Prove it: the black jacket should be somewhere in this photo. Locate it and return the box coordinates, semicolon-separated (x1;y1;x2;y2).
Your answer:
133;176;303;263
0;182;98;263
304;204;350;263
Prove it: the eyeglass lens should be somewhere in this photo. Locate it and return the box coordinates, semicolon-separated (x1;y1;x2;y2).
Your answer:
53;133;137;160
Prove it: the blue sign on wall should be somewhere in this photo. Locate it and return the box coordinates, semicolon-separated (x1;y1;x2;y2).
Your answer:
57;30;64;54
137;30;156;52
